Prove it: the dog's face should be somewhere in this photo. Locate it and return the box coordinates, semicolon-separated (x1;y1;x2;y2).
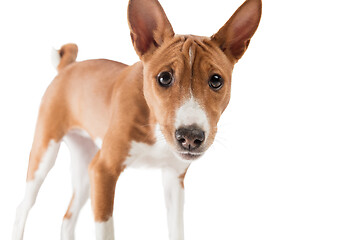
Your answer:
128;0;261;160
142;36;233;160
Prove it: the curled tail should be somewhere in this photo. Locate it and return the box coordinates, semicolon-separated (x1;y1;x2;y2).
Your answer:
51;43;78;72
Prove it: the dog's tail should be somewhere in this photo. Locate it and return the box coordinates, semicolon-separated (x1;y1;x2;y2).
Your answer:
51;43;78;72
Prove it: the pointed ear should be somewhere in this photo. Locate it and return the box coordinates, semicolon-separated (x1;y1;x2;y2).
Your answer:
211;0;262;63
128;0;175;59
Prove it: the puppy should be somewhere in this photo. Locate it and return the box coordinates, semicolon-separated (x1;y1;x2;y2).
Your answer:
13;0;262;239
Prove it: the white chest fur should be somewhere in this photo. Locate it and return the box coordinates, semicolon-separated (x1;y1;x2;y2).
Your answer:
70;127;189;171
124;140;189;171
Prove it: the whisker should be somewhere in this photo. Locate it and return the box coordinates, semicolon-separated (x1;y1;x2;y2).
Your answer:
213;138;228;150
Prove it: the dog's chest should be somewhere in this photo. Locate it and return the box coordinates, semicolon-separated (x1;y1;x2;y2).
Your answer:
72;128;187;170
124;141;187;170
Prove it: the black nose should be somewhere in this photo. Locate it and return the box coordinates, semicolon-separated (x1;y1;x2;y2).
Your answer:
175;127;205;151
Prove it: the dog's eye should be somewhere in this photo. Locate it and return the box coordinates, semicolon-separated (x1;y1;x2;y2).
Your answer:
157;71;174;87
208;74;223;90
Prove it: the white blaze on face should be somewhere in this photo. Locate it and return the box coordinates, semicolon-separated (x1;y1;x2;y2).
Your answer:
175;97;210;136
189;45;195;67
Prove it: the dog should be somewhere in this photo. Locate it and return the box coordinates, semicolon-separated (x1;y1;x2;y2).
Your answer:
12;0;262;239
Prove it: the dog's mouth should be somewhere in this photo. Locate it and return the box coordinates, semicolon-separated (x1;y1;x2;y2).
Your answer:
175;150;204;161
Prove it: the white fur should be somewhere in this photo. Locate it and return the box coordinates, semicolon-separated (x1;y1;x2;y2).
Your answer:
95;217;115;240
61;130;99;240
189;45;194;67
95;138;103;149
61;219;74;240
123;125;189;240
175;97;210;135
51;48;61;69
124;125;190;170
162;168;185;240
124;140;189;169
13;140;61;240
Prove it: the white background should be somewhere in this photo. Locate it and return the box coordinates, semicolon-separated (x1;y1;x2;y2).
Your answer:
1;0;360;239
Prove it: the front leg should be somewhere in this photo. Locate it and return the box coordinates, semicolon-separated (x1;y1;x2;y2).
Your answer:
89;151;126;240
162;168;188;240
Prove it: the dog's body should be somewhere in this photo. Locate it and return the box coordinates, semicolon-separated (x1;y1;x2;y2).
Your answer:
13;0;261;239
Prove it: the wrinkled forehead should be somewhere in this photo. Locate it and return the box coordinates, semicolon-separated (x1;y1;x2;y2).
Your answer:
147;35;233;78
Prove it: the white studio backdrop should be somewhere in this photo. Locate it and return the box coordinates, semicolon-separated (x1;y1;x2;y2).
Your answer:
1;0;360;239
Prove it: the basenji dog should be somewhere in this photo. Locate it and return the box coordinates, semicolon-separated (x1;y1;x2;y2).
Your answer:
13;0;262;239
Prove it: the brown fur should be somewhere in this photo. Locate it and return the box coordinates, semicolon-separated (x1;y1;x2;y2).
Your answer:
142;35;234;152
57;44;78;71
25;0;261;222
179;168;189;189
64;194;75;219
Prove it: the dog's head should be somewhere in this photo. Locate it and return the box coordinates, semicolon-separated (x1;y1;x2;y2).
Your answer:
128;0;261;161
